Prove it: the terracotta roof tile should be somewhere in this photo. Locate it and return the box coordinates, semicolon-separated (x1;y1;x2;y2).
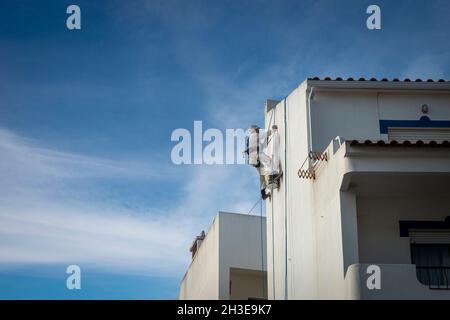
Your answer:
349;140;450;147
306;77;449;83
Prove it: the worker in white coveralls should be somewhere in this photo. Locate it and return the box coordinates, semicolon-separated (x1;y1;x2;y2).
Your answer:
246;124;282;200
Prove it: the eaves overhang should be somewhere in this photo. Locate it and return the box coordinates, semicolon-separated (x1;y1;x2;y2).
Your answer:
304;77;450;93
343;139;450;158
331;140;450;191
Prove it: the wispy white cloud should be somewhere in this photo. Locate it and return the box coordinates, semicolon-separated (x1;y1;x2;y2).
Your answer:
0;127;259;277
0;128;170;182
0;204;187;275
401;53;450;80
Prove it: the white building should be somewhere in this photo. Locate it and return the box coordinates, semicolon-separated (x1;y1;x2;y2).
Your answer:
179;212;267;300
265;77;450;300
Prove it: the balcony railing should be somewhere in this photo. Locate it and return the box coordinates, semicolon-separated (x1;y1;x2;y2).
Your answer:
416;267;450;290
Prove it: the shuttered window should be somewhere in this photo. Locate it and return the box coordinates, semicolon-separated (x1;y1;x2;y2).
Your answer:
410;230;450;244
388;128;450;142
411;243;450;289
410;230;450;288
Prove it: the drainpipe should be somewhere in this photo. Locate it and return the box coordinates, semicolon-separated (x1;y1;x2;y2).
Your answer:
284;99;288;301
306;86;315;167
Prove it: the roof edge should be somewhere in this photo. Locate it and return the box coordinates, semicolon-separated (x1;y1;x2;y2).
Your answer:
305;77;450;91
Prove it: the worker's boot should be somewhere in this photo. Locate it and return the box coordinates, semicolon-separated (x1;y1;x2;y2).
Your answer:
266;174;280;190
261;189;270;200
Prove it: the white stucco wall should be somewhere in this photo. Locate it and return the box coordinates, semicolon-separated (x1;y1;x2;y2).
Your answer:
311;91;381;151
179;212;266;300
179;215;220;300
311;90;450;152
266;82;318;300
357;195;450;264
378;92;450;121
229;268;266;300
345;264;450;300
217;212;267;300
265;79;450;300
313;143;359;299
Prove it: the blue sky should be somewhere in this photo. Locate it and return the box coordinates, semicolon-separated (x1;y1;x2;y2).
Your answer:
0;0;449;299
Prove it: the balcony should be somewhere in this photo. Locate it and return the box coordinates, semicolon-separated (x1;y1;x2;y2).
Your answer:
416;266;450;290
345;264;450;300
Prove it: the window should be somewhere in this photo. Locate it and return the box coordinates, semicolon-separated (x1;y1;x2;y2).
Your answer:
399;219;450;289
411;244;450;289
388;127;450;142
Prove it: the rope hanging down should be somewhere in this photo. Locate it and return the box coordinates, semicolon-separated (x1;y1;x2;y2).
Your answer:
246;197;262;215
